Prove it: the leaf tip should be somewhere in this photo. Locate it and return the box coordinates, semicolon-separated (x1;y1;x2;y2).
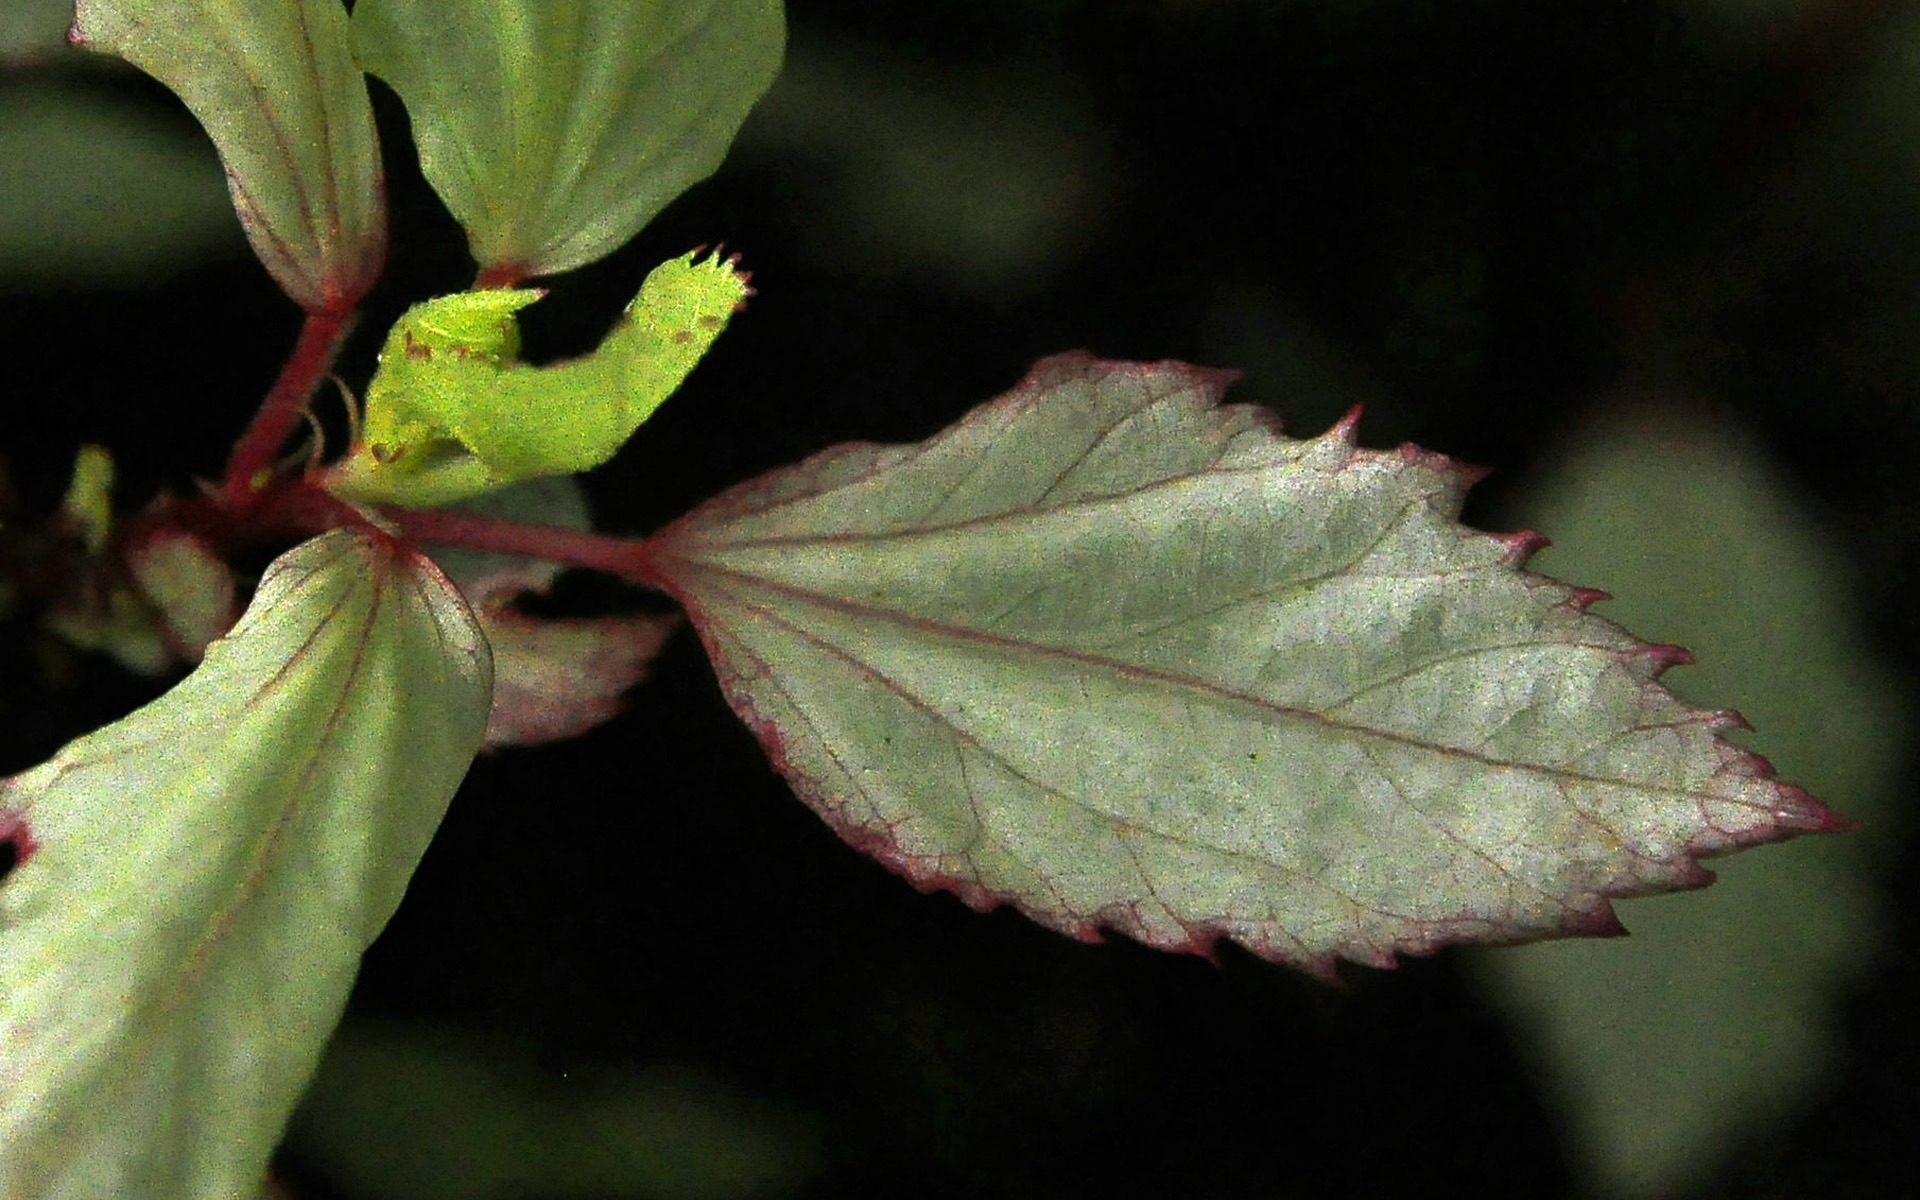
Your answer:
1331;404;1364;443
697;244;755;305
1688;744;1848;844
1565;902;1631;939
1563;585;1611;612
1768;782;1854;834
1632;641;1694;676
1498;528;1550;566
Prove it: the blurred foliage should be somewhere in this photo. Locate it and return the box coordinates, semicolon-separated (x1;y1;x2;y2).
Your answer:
1469;401;1905;1199
0;0;69;66
0;77;239;290
288;1022;818;1200
735;43;1111;296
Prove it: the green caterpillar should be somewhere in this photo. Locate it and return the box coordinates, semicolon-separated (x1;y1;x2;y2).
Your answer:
329;248;751;507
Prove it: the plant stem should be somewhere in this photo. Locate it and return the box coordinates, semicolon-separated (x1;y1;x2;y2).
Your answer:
474;263;530;289
221;309;355;507
380;504;656;586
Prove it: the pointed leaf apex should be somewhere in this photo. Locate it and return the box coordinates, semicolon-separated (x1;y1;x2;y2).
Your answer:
1636;642;1695;674
1499;529;1551;565
1566;903;1631;939
658;355;1842;977
1761;782;1848;833
1564;585;1612;611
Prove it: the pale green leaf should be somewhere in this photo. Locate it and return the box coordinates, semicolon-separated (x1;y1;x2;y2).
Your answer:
351;0;784;278
1465;400;1902;1198
647;354;1835;976
0;529;492;1199
327;250;750;507
70;0;386;310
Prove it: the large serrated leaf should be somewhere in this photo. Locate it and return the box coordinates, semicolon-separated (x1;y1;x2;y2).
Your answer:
350;0;783;278
646;354;1836;977
68;0;386;311
0;529;492;1199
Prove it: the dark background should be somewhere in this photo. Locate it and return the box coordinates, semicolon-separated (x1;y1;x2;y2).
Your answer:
3;2;1917;1197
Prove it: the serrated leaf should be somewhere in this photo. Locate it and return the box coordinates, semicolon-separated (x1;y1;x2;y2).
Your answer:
0;529;492;1199
70;0;386;310
327;250;750;507
350;0;783;278
646;353;1836;976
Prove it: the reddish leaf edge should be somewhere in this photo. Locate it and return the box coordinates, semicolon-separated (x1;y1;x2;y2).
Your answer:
652;351;1848;981
0;807;37;882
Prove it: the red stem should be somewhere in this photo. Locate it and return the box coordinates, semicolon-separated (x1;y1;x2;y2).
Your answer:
380;504;663;587
194;298;680;597
221;308;355;506
474;262;531;289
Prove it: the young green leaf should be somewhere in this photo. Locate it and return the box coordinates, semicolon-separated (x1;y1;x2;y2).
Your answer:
645;354;1837;978
0;529;492;1198
43;446;176;675
69;0;386;311
328;249;751;508
350;0;784;279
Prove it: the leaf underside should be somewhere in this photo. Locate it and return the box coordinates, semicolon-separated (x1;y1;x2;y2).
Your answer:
0;530;491;1198
648;354;1836;978
350;0;784;278
69;0;385;311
